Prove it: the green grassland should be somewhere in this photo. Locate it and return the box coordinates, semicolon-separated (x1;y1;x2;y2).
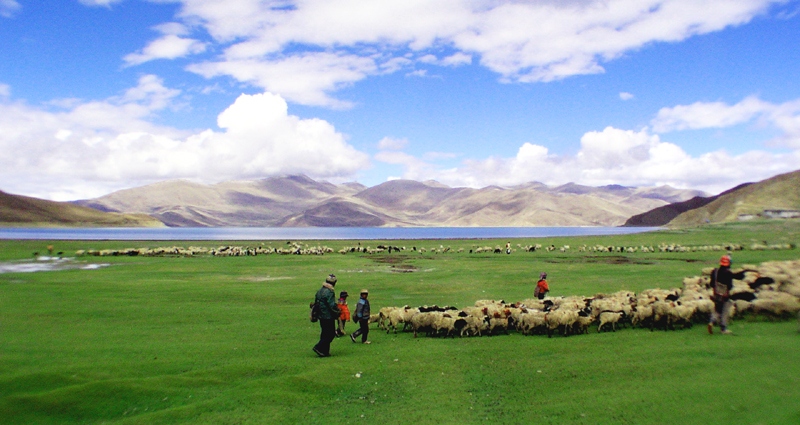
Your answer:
1;220;799;424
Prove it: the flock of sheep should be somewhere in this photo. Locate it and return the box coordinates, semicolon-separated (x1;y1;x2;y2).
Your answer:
75;242;334;257
375;259;800;338
74;241;795;258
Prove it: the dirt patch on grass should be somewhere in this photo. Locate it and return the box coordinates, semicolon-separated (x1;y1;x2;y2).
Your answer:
370;255;410;264
545;256;655;265
389;264;418;273
545;255;704;265
369;255;419;273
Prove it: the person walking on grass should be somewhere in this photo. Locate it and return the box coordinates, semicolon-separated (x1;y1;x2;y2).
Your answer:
336;291;350;337
708;255;734;335
535;272;549;300
350;289;371;344
312;274;340;357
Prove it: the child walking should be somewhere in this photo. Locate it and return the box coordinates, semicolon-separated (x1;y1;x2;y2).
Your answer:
350;289;371;344
336;291;350;337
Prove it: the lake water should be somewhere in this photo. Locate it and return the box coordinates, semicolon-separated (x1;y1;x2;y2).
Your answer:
0;226;660;241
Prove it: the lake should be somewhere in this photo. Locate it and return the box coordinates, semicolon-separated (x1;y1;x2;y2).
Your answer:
0;226;661;241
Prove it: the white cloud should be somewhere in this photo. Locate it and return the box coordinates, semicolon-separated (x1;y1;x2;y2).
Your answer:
188;52;377;108
406;69;428;78
0;81;370;200
167;0;783;107
441;52;473;67
651;96;772;132
619;92;634;101
651;96;800;148
377;137;409;150
124;23;206;66
418;52;472;67
0;83;10;97
376;113;800;194
0;0;20;18
78;0;122;6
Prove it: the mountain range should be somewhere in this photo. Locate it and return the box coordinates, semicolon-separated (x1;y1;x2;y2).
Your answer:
624;169;800;227
70;175;706;227
0;190;162;227
4;170;797;228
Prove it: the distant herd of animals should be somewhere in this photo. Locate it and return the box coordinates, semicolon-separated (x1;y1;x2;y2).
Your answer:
372;259;800;338
72;241;795;257
67;243;800;333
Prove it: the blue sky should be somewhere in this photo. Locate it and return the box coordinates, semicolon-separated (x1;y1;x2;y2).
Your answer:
1;0;799;201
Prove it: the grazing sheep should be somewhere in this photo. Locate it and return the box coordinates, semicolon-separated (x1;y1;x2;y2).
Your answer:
545;309;579;337
410;312;442;337
385;306;418;334
378;306;402;330
432;313;459;337
485;316;509;336
750;292;800;317
668;302;697;328
458;313;488;337
518;310;548;335
572;309;595;335
597;311;624;332
631;304;654;329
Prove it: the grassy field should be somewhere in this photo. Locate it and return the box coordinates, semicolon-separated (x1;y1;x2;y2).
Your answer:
1;220;799;424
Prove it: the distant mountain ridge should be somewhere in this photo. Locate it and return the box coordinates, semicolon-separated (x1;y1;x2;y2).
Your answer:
71;176;707;227
0;190;163;227
623;183;754;227
667;169;800;227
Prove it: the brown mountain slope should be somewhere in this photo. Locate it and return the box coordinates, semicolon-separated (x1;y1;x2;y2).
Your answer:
668;169;800;227
0;190;163;227
68;175;706;227
277;199;393;227
354;180;466;213
74;175;357;227
624;183;752;227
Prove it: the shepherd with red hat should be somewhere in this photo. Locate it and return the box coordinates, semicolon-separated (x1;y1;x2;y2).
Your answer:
708;255;734;335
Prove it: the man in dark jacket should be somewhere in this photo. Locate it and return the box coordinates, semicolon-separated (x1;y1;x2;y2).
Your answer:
350;289;371;344
708;255;735;335
313;274;341;357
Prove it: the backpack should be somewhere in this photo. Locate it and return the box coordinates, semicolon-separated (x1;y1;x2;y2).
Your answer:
309;301;321;322
712;269;730;302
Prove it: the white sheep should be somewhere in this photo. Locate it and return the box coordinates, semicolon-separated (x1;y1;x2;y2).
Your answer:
518;310;548;335
545;309;579;337
597;311;623;332
750;292;800;317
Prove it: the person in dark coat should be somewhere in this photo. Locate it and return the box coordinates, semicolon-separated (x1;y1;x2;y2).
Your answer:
350;289;371;344
708;255;735;335
313;274;341;357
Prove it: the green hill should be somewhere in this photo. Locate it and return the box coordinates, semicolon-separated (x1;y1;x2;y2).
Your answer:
0;190;164;227
668;169;800;227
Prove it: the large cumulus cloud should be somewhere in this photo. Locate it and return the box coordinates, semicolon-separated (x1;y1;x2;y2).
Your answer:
124;0;785;107
0;77;369;200
377;97;800;194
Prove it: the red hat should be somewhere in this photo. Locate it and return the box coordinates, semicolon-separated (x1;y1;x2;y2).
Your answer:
719;255;731;266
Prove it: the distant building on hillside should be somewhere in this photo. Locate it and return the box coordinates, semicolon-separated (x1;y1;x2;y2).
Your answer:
737;209;800;221
762;209;800;219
